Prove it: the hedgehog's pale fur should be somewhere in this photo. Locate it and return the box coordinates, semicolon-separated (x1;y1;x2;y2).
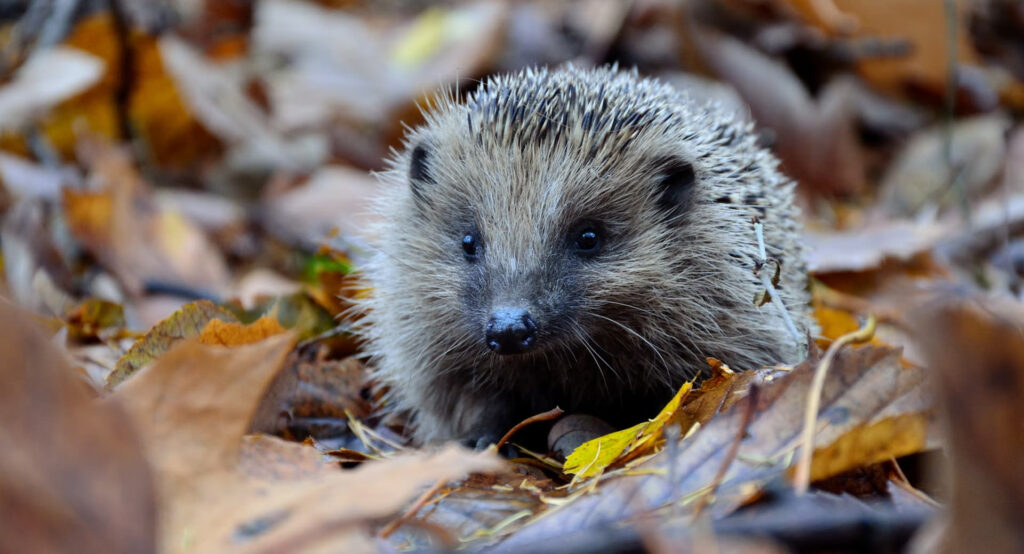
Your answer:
356;66;813;444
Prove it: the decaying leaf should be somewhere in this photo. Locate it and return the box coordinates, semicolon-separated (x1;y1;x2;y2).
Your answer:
64;140;230;296
696;31;865;197
106;299;236;389
911;296;1024;554
879;114;1010;217
250;353;374;440
0;299;156;554
63;297;127;341
109;332;502;552
804;221;949;274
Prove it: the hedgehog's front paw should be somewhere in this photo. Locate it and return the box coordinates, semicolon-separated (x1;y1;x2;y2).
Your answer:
460;432;502;451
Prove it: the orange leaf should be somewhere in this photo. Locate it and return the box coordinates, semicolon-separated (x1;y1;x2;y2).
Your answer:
197;316;287;347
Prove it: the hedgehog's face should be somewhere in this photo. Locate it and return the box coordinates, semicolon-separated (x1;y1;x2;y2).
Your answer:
402;130;698;362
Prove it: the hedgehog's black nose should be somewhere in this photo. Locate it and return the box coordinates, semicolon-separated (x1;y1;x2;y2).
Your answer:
486;308;538;355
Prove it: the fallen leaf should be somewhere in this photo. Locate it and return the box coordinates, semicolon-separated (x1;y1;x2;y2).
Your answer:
111;334;295;480
253;0;505;155
10;14;223;167
795;412;930;483
0;152;81;201
262;165;378;245
197;316;287;346
1;198;74;312
879;114;1011;217
106;299;237;389
564;382;692;479
63;297;127;341
110;333;502;552
489;344;932;549
159;35;319;173
804;220;949;273
233;268;302;311
203;446;503;553
0;299;155;554
696;31;865;196
815;0;979;99
0;46;103;134
64;140;230;296
393;470;553;548
911;296;1024;554
238;434;337;481
250;354;373;440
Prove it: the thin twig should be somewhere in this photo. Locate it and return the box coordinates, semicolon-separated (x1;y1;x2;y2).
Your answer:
753;218;803;352
692;385;759;518
378;478;448;539
495;406;564;451
794;315;876;494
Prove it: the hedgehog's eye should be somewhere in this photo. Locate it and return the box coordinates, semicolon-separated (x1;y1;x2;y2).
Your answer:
462;232;480;261
571;224;602;257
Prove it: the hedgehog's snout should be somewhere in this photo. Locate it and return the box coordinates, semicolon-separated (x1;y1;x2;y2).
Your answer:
485;307;538;355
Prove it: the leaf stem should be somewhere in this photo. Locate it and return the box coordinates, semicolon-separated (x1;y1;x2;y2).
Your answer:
794;315;876;494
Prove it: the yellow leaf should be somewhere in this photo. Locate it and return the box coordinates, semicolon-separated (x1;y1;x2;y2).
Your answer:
564;382;692;478
563;421;646;478
391;8;447;68
814;305;861;342
795;413;929;483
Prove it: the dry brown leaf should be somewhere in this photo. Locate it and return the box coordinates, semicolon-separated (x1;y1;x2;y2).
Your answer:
106;299;237;389
109;333;502;552
64;140;230;296
911;296;1024;554
262;165;379;245
250;354;373;438
0;300;156;554
109;334;295;550
110;335;296;484
804;220;949;273
196;447;504;553
815;0;978;98
879;114;1010;217
696;31;865;196
158;35;319;173
237;434;338;481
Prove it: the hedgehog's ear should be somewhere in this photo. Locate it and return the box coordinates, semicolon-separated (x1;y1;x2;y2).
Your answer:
409;143;435;203
654;156;696;215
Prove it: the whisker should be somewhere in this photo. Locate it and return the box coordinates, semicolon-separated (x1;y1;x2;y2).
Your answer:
583;311;671;376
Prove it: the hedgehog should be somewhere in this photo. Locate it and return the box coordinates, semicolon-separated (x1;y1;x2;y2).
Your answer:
356;66;813;446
